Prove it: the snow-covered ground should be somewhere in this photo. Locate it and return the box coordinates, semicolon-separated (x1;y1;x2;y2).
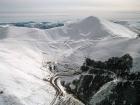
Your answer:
0;27;55;105
0;16;139;105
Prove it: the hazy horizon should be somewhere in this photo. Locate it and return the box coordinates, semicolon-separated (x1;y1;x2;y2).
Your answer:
0;0;140;22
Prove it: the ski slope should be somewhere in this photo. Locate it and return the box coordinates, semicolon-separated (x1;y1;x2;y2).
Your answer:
0;16;139;105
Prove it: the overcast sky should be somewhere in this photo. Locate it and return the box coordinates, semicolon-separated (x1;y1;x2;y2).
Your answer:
0;0;139;12
0;0;140;22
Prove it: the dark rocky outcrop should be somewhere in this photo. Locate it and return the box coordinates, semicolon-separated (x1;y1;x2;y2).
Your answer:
0;91;3;94
61;54;140;105
96;81;140;105
81;54;133;76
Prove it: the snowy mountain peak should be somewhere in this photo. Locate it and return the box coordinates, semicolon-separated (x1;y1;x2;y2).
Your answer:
47;16;137;41
80;16;137;38
80;16;100;24
82;16;99;22
47;16;110;41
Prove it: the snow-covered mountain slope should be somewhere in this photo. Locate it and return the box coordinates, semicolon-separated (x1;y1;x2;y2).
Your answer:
0;16;139;105
100;19;137;38
0;27;55;105
46;16;137;41
45;16;139;71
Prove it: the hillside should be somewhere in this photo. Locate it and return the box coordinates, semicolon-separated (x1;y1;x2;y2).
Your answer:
0;16;139;105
